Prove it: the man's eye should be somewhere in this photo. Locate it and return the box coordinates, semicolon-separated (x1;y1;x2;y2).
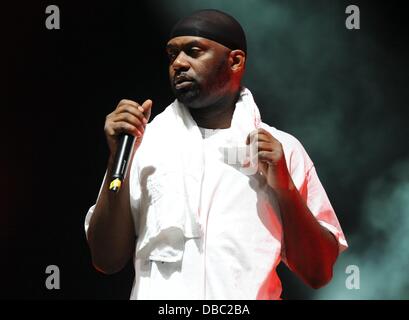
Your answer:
188;47;202;57
168;52;177;61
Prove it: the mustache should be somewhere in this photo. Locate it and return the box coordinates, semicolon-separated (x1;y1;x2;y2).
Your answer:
173;73;195;85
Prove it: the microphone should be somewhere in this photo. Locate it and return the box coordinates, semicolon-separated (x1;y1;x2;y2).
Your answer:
109;134;135;192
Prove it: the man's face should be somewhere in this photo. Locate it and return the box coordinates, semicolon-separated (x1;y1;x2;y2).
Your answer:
166;36;232;109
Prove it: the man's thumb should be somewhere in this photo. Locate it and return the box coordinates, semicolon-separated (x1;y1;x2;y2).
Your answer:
142;99;153;121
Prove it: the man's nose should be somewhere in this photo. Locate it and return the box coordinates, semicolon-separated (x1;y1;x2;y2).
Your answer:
172;52;190;72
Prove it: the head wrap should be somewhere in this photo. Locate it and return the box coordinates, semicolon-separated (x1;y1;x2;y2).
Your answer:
170;9;247;53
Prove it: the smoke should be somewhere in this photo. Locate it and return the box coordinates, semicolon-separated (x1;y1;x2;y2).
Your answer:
152;0;409;299
314;159;409;299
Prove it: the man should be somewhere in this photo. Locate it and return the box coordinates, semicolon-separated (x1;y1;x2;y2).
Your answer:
85;9;347;299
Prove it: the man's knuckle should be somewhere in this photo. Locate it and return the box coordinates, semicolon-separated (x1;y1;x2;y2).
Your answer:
119;99;130;105
123;113;132;122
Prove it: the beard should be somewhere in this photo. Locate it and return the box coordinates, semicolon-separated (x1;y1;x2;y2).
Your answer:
171;80;200;104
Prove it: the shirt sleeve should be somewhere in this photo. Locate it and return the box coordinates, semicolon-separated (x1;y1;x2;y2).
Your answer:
129;155;142;236
304;165;348;254
278;131;348;266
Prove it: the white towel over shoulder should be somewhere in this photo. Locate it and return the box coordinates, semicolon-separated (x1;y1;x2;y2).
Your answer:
132;87;261;262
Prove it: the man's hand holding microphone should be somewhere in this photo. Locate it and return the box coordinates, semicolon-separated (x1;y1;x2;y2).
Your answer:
105;99;152;192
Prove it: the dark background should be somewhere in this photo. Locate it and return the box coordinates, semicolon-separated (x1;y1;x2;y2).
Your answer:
1;0;408;299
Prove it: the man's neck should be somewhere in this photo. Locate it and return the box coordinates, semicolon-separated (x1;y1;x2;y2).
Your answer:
188;91;240;129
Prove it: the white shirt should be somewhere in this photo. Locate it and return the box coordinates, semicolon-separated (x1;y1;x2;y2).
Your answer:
85;124;348;300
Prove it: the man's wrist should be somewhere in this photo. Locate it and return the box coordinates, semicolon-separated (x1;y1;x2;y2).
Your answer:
270;177;297;199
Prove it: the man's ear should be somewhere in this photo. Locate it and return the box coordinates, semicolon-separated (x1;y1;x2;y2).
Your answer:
229;50;246;73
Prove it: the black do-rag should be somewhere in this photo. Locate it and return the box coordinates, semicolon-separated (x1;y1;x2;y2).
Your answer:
170;9;247;54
